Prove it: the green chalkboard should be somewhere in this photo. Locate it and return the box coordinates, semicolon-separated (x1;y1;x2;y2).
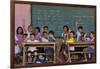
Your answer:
32;5;95;37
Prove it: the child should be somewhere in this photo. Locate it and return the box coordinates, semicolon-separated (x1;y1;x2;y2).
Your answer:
35;55;47;64
34;27;41;40
34;27;45;53
76;26;83;41
79;32;86;42
67;31;75;43
61;25;69;40
15;26;24;52
67;31;76;50
59;25;70;62
23;33;28;42
15;26;24;64
41;32;49;42
25;25;34;39
48;30;56;42
83;32;95;62
42;26;49;33
36;32;49;53
16;26;24;43
27;33;39;63
44;31;56;62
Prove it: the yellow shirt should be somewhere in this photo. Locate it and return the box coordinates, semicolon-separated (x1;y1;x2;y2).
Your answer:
63;38;75;43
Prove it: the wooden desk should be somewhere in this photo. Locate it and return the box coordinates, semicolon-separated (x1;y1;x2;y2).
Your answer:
67;42;95;63
22;42;56;65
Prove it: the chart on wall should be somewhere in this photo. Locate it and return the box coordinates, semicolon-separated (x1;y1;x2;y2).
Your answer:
32;5;95;37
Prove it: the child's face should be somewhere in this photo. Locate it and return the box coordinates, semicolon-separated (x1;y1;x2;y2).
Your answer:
43;28;48;33
90;33;94;38
35;29;39;34
64;27;68;32
30;35;34;40
69;33;74;38
78;28;82;32
24;35;27;38
43;33;48;38
28;26;33;32
18;28;23;34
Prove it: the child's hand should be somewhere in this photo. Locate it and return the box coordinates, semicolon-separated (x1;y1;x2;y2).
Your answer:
28;53;31;57
34;52;38;56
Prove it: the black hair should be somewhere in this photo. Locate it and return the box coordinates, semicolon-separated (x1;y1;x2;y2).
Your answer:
30;33;35;36
78;26;83;29
24;33;28;36
81;32;85;36
43;26;48;29
70;31;75;35
49;30;54;35
90;31;94;34
35;27;40;32
16;26;23;35
63;25;69;31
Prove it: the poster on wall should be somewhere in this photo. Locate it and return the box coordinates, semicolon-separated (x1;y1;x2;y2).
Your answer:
10;0;96;68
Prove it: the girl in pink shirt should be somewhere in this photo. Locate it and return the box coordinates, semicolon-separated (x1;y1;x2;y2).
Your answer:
16;26;24;48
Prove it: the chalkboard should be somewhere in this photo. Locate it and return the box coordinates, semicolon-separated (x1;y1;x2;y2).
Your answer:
32;5;95;37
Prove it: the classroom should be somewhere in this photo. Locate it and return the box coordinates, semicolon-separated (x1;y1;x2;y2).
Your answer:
13;1;96;68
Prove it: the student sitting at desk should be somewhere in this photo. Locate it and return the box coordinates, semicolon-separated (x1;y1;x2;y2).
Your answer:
37;31;49;53
34;27;44;53
24;25;34;39
26;33;39;63
75;27;87;52
83;32;95;62
41;31;49;42
79;32;86;42
45;31;56;62
48;30;56;42
67;31;75;50
23;33;28;42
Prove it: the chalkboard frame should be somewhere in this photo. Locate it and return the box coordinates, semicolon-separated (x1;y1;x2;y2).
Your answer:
11;1;96;68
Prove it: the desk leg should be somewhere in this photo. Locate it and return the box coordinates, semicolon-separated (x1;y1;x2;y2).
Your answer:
22;46;26;66
54;44;56;64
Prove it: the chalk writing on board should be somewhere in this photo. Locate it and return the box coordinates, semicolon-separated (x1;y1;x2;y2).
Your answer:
32;5;95;37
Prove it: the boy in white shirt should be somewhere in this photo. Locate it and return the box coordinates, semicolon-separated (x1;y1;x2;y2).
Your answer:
76;26;83;41
26;33;39;63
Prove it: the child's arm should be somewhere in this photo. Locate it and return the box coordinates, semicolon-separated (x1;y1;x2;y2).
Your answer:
22;18;27;33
